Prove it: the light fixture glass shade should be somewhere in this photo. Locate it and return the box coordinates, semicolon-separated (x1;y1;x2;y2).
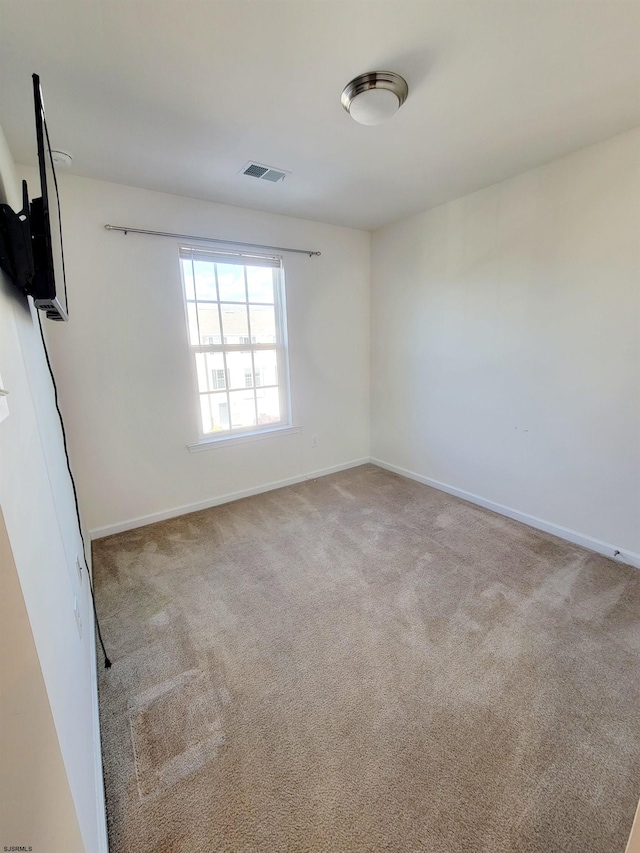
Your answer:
348;88;401;126
341;71;408;126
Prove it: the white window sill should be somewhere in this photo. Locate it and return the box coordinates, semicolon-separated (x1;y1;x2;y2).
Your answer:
187;424;301;452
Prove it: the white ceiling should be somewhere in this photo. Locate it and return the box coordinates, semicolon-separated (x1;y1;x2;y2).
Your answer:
1;1;639;230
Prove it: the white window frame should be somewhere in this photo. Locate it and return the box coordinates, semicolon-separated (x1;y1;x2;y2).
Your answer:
179;245;292;445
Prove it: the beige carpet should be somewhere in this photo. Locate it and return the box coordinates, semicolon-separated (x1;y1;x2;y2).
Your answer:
94;464;640;853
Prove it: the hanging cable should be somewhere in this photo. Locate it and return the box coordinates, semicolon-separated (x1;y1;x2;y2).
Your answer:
36;309;111;668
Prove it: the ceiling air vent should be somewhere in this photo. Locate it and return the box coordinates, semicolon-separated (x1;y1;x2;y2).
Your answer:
241;162;289;183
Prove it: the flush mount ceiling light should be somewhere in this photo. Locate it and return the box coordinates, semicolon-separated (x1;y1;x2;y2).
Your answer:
341;71;409;126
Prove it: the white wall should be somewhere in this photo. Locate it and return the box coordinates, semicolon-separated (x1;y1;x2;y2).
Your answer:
0;126;107;850
0;508;84;853
24;172;371;535
371;129;640;563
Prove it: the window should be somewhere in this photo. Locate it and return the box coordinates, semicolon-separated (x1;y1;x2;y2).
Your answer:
243;367;264;387
212;368;227;390
180;246;290;439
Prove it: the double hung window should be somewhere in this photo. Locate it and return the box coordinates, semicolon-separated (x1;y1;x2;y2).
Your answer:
180;247;290;439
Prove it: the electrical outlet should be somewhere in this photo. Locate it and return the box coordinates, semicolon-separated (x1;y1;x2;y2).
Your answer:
311;434;318;448
76;555;83;585
74;597;83;639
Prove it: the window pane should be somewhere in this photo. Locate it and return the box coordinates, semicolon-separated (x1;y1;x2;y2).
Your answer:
253;349;278;386
256;387;280;425
249;305;276;344
229;389;257;429
193;261;218;301
181;259;195;300
187;302;199;345
216;263;246;302
225;350;253;390
200;392;229;433
220;304;249;343
196;303;222;345
195;351;226;393
246;266;274;303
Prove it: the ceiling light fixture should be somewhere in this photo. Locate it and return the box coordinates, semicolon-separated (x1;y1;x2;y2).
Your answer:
341;71;409;126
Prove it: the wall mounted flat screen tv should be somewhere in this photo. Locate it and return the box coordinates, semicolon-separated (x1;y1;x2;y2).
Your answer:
30;73;68;321
0;74;68;321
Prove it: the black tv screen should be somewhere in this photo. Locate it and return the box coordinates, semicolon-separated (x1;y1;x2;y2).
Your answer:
30;73;68;321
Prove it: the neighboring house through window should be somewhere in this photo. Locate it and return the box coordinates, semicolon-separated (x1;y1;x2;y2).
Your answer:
180;246;290;438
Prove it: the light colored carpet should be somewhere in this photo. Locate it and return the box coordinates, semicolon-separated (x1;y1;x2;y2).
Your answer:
94;464;640;853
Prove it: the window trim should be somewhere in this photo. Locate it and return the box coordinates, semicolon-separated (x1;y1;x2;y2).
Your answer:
179;245;292;443
187;423;301;452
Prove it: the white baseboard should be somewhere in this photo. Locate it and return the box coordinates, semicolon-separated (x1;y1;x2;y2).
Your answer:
370;457;640;570
89;458;370;539
89;456;640;571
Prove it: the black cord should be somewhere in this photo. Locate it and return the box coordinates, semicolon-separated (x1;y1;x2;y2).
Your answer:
36;309;111;668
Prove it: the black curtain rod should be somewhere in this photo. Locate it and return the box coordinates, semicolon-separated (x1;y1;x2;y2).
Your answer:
104;225;321;257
